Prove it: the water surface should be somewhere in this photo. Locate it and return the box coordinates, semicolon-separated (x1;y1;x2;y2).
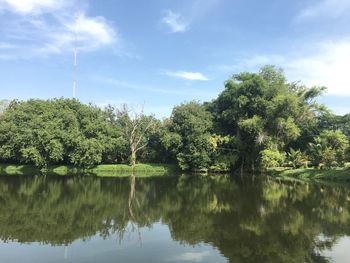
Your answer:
1;174;350;262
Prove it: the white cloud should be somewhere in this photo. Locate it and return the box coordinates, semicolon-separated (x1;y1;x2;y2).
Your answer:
219;40;350;96
0;0;118;58
159;1;222;33
217;55;284;73
0;0;67;14
285;41;350;96
69;14;115;45
162;10;188;33
40;14;117;54
166;71;209;81
170;251;210;262
296;0;350;21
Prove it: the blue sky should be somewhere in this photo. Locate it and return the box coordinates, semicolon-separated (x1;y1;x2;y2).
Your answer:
0;0;350;117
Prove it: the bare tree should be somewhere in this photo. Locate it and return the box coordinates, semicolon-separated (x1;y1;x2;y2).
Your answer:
118;104;153;170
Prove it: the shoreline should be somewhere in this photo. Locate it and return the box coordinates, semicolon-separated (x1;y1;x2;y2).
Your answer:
267;168;350;183
2;163;350;183
0;163;178;177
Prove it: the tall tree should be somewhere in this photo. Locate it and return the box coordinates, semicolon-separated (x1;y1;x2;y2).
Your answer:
116;105;153;170
0;99;122;168
211;66;325;171
165;101;213;171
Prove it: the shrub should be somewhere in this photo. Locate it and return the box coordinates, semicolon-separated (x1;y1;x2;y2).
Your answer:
287;148;307;169
209;162;231;173
260;149;286;169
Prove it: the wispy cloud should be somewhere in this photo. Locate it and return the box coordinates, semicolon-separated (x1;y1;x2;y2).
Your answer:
40;14;117;54
0;0;68;14
160;0;221;33
161;10;188;33
94;76;192;95
296;0;350;21
169;251;210;262
285;41;350;96
165;71;209;81
0;0;118;59
68;14;115;45
92;75;216;102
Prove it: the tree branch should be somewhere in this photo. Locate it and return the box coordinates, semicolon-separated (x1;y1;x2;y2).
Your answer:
135;119;153;148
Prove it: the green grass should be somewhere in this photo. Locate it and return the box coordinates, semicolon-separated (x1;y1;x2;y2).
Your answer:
92;163;178;177
0;163;178;177
268;167;350;183
0;164;42;175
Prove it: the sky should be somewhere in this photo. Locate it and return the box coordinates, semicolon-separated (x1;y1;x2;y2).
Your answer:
0;0;350;118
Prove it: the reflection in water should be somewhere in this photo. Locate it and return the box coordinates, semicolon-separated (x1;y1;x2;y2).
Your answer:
1;174;350;262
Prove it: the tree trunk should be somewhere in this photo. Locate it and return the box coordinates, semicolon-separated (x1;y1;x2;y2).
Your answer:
131;147;136;171
240;157;245;177
128;174;136;219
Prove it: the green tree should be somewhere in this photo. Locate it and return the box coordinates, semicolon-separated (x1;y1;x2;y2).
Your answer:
308;130;349;168
0;99;123;168
166;101;213;171
211;65;324;171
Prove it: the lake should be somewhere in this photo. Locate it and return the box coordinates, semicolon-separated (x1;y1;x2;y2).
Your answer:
0;174;350;263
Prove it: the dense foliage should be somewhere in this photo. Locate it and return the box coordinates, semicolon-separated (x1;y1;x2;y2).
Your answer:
0;99;127;168
164;101;213;171
211;66;328;170
0;66;349;171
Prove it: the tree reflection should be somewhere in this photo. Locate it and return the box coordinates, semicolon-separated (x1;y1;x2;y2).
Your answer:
119;173;143;245
0;175;350;262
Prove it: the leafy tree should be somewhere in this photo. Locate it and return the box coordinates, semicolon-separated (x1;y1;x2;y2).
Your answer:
138;118;172;163
166;101;213;171
0;99;123;168
101;105;131;164
318;112;350;138
159;123;183;163
211;66;324;171
1;65;350;173
320;130;349;163
208;134;238;171
308;130;349;168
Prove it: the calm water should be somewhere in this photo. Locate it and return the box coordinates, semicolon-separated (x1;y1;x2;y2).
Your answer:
1;174;350;263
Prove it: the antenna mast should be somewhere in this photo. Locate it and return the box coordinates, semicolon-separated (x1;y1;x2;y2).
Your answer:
73;0;79;99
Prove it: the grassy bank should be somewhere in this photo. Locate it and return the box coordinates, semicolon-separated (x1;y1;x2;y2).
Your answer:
0;163;178;177
268;167;350;182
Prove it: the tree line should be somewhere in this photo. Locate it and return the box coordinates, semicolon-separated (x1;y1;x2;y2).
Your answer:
0;65;349;171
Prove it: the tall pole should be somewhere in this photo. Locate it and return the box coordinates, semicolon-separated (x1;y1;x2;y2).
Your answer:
73;0;79;99
73;47;77;99
64;245;68;260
